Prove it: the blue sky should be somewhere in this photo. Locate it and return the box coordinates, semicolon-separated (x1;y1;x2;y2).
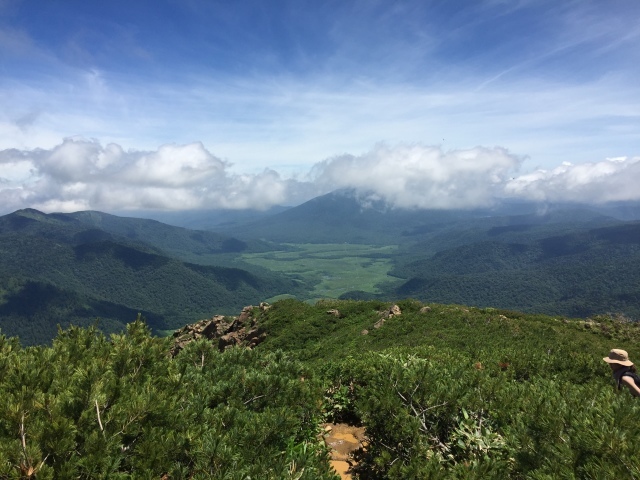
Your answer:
0;0;639;212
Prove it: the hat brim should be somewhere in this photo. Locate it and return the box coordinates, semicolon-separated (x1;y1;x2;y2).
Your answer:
603;357;634;366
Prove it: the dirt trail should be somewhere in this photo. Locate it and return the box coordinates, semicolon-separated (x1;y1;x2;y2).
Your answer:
322;423;367;480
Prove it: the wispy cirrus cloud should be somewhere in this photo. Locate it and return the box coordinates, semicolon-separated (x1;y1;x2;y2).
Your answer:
2;71;637;178
1;0;638;174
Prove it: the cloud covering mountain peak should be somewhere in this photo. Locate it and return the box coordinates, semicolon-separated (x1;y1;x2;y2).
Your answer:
0;138;638;214
311;144;522;209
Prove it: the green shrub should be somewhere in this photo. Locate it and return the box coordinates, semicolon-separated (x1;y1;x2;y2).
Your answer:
0;322;337;479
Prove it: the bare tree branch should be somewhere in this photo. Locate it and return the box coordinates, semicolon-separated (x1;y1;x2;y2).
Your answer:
244;395;266;405
95;400;104;433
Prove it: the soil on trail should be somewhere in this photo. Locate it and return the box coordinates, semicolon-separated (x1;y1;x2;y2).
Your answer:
322;423;367;480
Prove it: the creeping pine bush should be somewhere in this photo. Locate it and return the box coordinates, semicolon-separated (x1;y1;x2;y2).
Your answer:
322;346;640;479
4;298;640;479
0;322;338;479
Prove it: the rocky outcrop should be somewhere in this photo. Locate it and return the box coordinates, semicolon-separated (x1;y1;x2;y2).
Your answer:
373;304;402;329
387;304;402;317
171;303;269;357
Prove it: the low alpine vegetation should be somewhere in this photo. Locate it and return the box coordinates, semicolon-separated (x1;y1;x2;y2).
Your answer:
0;321;335;479
1;299;640;478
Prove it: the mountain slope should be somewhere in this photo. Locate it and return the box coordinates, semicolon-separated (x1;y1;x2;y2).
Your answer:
0;279;161;345
3;297;640;477
0;209;306;344
64;210;277;257
123;205;291;230
389;222;640;319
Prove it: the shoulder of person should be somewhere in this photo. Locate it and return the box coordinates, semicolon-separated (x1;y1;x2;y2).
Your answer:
621;373;640;392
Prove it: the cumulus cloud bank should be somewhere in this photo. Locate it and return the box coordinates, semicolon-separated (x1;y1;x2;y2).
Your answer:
0;138;308;213
505;157;640;204
0;138;638;214
311;144;522;209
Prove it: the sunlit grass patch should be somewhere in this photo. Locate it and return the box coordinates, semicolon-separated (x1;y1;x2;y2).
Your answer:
241;243;402;299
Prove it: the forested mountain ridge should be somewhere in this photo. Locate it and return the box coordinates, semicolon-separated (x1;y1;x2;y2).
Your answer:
387;221;640;319
127;204;291;230
34;208;280;257
0;209;306;344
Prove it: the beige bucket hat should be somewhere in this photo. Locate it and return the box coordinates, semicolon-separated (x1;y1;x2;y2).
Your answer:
603;349;634;367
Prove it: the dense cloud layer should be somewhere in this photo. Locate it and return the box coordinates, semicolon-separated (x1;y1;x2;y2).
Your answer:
0;138;639;214
0;138;309;213
505;157;640;204
311;144;522;209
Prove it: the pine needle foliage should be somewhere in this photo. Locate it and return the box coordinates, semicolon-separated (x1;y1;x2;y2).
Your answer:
0;321;337;479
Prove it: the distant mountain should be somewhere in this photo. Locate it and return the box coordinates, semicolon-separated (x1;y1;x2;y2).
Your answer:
215;190;482;244
588;201;640;221
120;206;291;230
63;210;283;258
215;189;628;246
1;207;243;251
0;209;306;345
393;207;623;258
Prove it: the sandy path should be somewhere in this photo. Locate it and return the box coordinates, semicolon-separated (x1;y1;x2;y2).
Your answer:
322;423;367;480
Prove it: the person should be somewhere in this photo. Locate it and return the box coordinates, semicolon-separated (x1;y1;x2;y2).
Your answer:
603;349;640;397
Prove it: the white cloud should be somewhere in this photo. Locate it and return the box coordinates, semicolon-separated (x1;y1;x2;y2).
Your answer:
505;156;640;203
0;139;639;215
311;144;522;209
118;143;228;188
0;138;308;213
